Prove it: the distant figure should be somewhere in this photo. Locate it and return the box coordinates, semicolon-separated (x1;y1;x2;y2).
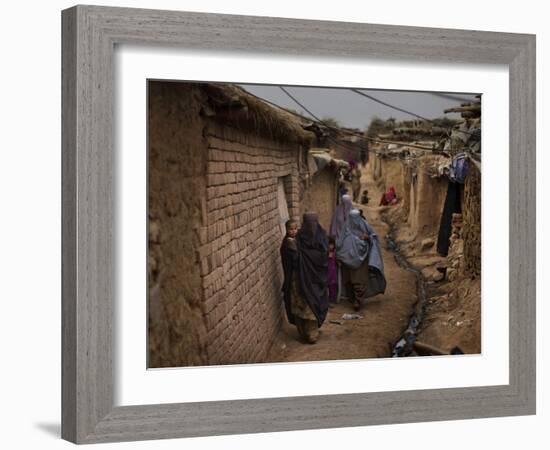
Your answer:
344;165;353;182
360;142;369;167
360;189;369;205
349;161;362;202
338;184;349;199
379;186;398;206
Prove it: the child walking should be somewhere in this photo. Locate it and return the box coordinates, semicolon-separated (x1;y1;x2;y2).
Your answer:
280;219;299;327
280;214;329;344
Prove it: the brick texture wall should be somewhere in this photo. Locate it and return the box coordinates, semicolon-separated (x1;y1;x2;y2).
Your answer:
148;82;316;368
302;168;338;232
199;122;305;365
148;82;209;368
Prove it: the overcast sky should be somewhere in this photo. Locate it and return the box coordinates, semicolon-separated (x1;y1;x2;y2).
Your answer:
239;84;480;130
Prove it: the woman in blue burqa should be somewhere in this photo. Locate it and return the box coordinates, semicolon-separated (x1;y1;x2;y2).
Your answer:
280;212;329;344
328;193;352;304
329;194;353;240
336;209;387;310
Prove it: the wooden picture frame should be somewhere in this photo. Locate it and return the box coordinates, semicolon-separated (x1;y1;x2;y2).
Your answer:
61;5;536;444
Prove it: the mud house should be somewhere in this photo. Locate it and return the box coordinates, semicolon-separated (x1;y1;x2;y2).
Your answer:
367;110;481;282
368;109;482;356
302;121;367;163
147;82;343;368
327;131;367;163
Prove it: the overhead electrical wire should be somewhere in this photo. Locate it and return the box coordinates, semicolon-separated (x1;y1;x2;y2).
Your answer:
236;86;371;153
349;88;433;122
238;84;475;153
239;86;369;153
278;86;438;151
239;84;480;171
348;88;479;137
427;91;480;103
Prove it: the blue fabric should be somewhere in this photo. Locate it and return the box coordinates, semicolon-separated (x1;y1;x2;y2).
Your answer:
449;153;470;184
336;211;370;269
336;209;386;298
329;194;353;240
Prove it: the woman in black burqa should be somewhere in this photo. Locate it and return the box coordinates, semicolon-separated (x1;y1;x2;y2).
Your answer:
280;212;329;344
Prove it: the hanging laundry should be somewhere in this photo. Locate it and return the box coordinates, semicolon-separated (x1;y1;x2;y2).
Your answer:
436;181;462;256
448;153;470;184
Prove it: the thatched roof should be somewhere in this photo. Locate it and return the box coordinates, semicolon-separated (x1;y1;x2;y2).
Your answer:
199;83;314;145
308;148;349;175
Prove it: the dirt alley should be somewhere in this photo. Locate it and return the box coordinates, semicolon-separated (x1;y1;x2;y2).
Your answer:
265;168;418;363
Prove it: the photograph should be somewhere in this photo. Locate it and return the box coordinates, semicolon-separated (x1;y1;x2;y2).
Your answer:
1;0;542;446
147;81;482;368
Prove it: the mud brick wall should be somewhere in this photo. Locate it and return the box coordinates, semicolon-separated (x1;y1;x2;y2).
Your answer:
302;168;338;232
369;149;383;181
381;159;407;204
370;154;409;211
370;153;447;238
461;163;481;276
199;122;304;365
400;164;413;217
328;139;361;162
407;168;448;237
148;82;209;368
148;81;311;368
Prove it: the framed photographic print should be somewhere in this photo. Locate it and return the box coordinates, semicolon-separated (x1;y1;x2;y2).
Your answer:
62;4;535;444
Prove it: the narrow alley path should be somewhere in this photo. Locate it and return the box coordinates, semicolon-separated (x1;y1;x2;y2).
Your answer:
265;168;418;362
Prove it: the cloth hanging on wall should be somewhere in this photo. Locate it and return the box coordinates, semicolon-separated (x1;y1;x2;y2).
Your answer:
436;181;462;256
